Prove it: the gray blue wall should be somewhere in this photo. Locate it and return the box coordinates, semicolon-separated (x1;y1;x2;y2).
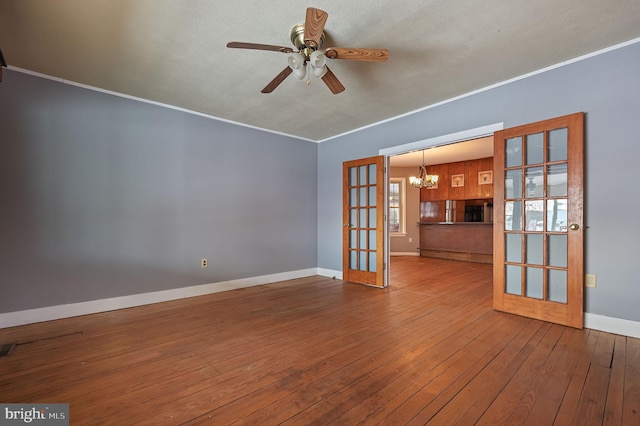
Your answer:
318;42;640;322
0;71;318;313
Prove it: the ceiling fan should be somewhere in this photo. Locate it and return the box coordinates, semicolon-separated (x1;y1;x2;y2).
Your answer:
226;7;389;94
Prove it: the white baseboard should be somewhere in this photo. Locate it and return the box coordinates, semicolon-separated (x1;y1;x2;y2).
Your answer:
585;313;640;339
5;271;639;340
390;252;420;257
0;268;318;329
317;268;343;280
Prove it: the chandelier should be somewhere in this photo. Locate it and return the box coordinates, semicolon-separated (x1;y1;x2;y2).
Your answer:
409;150;439;189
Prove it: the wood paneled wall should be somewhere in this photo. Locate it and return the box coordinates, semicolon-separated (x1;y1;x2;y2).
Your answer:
421;157;493;201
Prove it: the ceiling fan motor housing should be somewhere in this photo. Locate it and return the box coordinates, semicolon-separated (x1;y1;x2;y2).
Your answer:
290;23;325;58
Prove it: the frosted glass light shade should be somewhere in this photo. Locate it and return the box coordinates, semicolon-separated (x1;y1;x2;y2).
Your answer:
291;65;307;79
287;53;305;69
310;50;326;68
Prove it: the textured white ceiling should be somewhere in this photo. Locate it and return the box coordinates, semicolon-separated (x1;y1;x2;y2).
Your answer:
1;0;639;142
390;137;494;168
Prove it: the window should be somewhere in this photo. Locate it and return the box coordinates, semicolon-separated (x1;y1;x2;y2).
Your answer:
389;178;406;234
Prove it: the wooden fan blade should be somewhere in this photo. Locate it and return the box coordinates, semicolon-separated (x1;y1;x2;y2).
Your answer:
261;66;293;93
304;7;328;48
321;67;345;94
325;47;389;62
227;42;293;53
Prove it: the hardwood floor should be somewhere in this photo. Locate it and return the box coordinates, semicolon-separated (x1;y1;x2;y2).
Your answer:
1;257;638;425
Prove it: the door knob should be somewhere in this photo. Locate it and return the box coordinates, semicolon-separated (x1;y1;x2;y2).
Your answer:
569;223;580;231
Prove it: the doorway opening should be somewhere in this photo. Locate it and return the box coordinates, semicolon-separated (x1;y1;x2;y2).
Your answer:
379;123;503;287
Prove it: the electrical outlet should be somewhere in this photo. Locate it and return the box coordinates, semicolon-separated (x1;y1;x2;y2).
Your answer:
585;274;596;288
408;237;413;243
201;258;208;269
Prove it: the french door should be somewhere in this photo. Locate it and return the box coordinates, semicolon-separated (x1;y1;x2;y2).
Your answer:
342;156;385;287
493;112;584;328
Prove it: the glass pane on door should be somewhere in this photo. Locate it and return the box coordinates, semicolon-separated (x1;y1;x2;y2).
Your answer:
526;267;544;299
350;188;357;207
548;270;568;303
505;201;522;231
506;265;522;295
359;251;367;271
359;166;367;185
359;187;367;206
506;137;523;167
359;209;367;227
349;167;357;185
369;230;376;250
547;199;568;232
506;234;522;263
548;164;568;197
359;230;366;250
526;133;544;165
525;201;543;231
525;167;544;198
369;186;377;206
526;234;544;265
505;169;522;199
548;128;568;162
548;235;567;267
369;252;377;272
